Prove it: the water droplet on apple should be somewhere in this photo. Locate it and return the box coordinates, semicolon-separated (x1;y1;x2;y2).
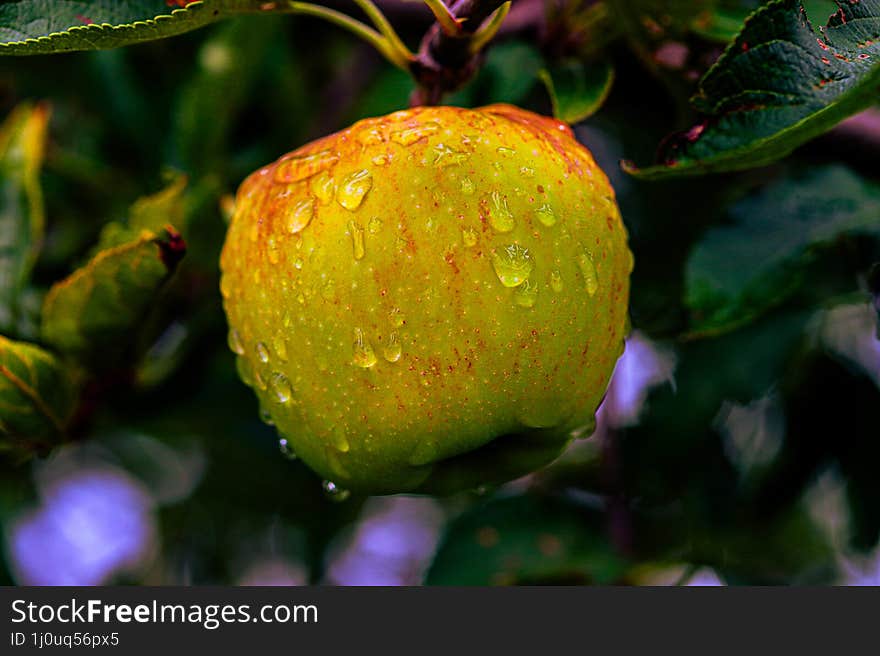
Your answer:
352;328;377;368
383;333;402;362
279;437;297;460
255;341;270;363
275;149;339;183
286;198;315;234
488;191;515;232
348;220;365;260
390;122;439;146
227;328;244;355
322;479;351;501
514;279;539;307
337;169;373;210
577;250;599;296
270;372;293;403
491;244;534;287
535;204;557;227
462;227;478;247
550;269;563;292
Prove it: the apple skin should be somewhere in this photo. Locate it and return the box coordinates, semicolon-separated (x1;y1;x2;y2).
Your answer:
219;104;632;495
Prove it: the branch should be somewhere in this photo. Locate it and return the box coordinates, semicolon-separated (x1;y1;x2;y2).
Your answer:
410;0;511;105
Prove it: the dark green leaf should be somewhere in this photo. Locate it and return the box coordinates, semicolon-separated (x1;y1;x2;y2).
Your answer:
0;103;49;334
0;0;271;56
539;59;614;124
0;334;77;458
41;228;186;369
626;0;880;178
427;495;627;585
686;166;880;333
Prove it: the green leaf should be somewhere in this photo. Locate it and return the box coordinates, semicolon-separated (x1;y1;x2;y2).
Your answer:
0;103;49;334
0;0;272;56
626;0;880;179
41;228;186;369
686;166;880;333
0;334;77;458
427;495;628;585
539;59;614;125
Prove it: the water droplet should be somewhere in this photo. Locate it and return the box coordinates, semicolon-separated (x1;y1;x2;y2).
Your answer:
336;169;373;210
220;274;233;299
383;333;402;362
488;191;515;232
462;227;478;247
390;122;439;146
520;166;535;178
348;220;365;260
270;372;293;403
279;437;297;460
275;150;339;183
294;258;303;270
497;146;516;157
253;369;267;391
460;177;475;195
368;217;382;234
236;356;254;386
255;342;270;363
625;248;635;274
352;328;377;368
514;279;539;307
322;480;351;502
331;426;350;453
260;407;275;426
286;198;315;234
550;269;564;292
272;336;288;362
577;250;599;296
267;236;280;264
491;244;534;287
389;307;404;328
227;329;244;355
310;172;336;204
356;127;384;146
371;154;389;166
535;204;557;227
432;143;468;167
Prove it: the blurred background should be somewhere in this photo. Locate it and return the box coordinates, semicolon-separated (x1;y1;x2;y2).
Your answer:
0;0;878;585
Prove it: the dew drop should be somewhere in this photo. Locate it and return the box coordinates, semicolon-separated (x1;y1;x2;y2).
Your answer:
286;198;315;234
460;177;475;195
356;127;384;146
253;369;267;391
349;220;366;260
279;437;297;460
578;250;599;296
337;169;373;210
236;356;254;386
310;172;336;204
255;341;270;363
260;407;275;426
371;154;389;166
535;204;557;227
272;333;287;362
352;328;377;368
432;143;468;167
294;258;303;270
227;328;244;355
520;166;535;178
491;244;534;287
488;191;515;232
383;333;402;362
270;372;293;403
368;216;383;234
275;150;339;183
462;227;478;247
550;269;564;293
390;122;439;146
514;279;539;307
331;426;351;453
389;307;404;328
497;146;516;157
267;236;280;264
322;480;351;502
